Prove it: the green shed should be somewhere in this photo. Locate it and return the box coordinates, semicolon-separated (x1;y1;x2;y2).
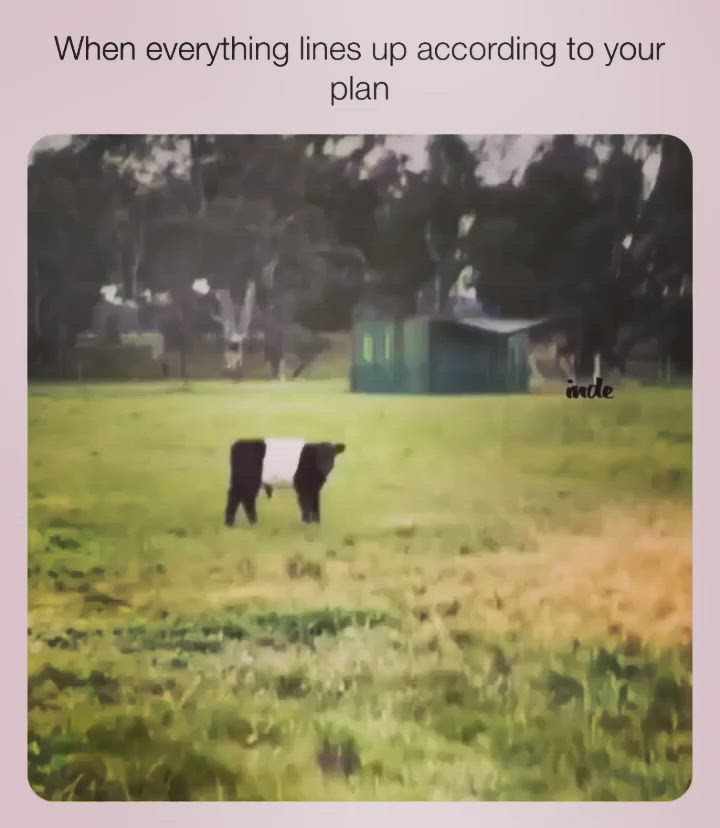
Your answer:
350;315;547;394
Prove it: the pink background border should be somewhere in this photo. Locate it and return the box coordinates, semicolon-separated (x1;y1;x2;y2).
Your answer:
4;0;715;823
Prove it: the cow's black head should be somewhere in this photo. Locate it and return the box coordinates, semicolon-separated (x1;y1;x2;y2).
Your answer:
315;442;346;478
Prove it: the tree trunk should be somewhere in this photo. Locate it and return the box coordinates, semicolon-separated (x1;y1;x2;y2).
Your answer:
179;346;188;382
128;223;144;299
189;136;209;217
179;307;188;383
173;298;190;384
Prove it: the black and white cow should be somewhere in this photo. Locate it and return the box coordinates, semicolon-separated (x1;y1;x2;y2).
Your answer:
224;439;346;526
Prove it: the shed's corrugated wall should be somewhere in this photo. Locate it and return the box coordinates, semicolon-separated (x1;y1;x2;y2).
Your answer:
507;331;531;392
350;317;531;394
429;322;531;393
401;317;430;392
428;321;500;393
351;320;403;393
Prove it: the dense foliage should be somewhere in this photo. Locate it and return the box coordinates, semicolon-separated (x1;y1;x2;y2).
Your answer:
28;134;692;375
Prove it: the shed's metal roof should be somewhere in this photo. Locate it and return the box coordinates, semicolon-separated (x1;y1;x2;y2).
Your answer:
457;317;549;335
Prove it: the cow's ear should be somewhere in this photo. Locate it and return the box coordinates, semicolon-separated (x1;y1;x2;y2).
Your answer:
334;443;346;455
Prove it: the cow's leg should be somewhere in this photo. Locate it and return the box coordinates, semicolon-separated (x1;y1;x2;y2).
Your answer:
296;489;313;523
225;488;241;527
311;490;321;524
241;495;258;525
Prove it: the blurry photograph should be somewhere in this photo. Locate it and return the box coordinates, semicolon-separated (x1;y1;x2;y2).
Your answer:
27;134;692;801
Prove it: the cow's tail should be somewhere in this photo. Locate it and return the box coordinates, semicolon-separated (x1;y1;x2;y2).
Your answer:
263;484;273;499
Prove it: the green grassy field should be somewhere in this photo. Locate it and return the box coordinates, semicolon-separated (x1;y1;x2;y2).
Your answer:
27;380;692;801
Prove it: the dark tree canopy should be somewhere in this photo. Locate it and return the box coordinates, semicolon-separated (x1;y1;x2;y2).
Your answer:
28;134;691;376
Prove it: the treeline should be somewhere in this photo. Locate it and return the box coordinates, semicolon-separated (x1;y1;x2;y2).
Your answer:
28;134;691;375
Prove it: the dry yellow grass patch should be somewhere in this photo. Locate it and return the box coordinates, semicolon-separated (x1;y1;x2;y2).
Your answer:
402;502;691;652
